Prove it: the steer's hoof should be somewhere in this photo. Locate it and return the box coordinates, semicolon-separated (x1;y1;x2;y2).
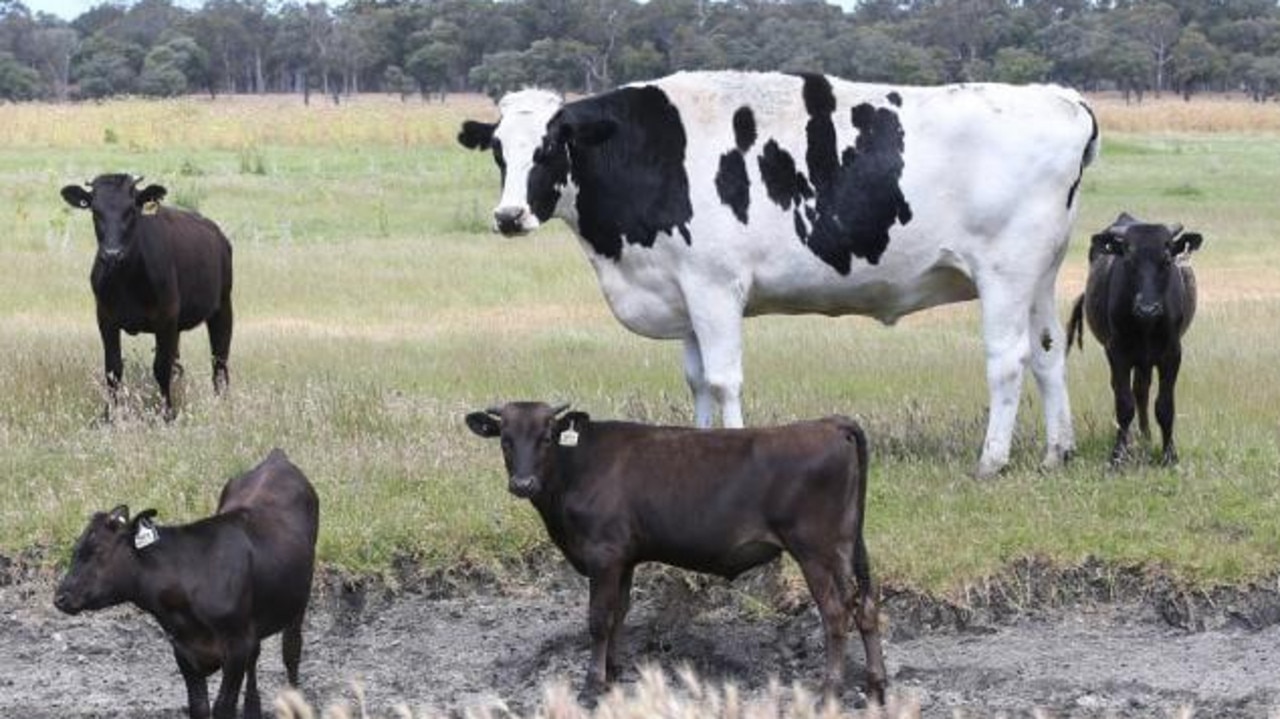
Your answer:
974;460;1006;480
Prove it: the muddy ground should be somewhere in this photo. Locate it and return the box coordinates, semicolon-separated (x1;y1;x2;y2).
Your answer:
2;558;1278;718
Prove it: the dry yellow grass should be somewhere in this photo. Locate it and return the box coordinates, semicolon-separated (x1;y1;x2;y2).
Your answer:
0;93;497;150
1089;92;1280;134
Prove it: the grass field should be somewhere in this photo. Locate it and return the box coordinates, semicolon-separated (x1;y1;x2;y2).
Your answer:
1;93;1277;595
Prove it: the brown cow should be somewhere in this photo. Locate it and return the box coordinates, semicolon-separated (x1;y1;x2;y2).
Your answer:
466;401;886;704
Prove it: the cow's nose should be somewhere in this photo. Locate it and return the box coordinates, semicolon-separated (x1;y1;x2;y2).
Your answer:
509;475;539;498
1134;300;1163;319
493;207;528;235
53;592;74;613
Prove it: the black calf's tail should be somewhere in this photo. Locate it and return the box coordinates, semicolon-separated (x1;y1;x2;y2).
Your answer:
1066;294;1086;355
834;416;873;592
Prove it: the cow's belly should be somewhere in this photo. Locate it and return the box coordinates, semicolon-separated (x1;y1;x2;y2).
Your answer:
585;238;694;339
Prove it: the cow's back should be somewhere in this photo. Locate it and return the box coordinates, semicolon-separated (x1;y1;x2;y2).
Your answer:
596;72;1097;326
138;207;233;330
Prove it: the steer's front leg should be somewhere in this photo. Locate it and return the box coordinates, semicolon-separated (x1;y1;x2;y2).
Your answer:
173;649;211;719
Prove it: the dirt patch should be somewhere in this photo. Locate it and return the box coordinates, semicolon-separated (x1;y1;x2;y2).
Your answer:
2;557;1278;718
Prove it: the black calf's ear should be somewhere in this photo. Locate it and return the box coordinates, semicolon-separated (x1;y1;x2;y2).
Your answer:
1089;232;1124;261
61;185;92;209
1172;232;1203;256
135;184;166;207
558;411;590;431
465;411;502;438
458;121;496;150
106;504;130;529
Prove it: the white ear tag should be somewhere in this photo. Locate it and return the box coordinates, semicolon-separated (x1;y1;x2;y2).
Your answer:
134;520;158;549
559;422;579;447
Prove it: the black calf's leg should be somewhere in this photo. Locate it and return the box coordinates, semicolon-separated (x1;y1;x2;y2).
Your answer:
282;615;305;687
792;548;850;700
174;650;211;719
154;327;180;421
584;566;625;696
1107;350;1137;465
606;566;634;682
243;643;263;719
1133;365;1153;441
207;301;233;395
99;321;122;421
1156;350;1183;465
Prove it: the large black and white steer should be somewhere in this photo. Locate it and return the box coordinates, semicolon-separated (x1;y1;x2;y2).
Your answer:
61;174;234;421
54;449;319;719
1067;213;1204;465
459;71;1099;478
466;401;886;703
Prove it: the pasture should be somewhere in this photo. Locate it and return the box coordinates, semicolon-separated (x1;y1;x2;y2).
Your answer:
0;93;1278;596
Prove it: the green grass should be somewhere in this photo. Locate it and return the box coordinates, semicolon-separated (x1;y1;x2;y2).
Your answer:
2;99;1278;595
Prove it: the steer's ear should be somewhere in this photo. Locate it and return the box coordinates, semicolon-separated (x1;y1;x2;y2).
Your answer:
61;185;92;210
1089;232;1125;261
465;411;502;438
458;120;496;150
1171;232;1203;256
135;184;166;207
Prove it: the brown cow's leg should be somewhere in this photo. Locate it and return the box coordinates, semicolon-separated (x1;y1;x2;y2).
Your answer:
584;567;624;697
173;649;211;719
1106;350;1136;465
207;302;232;395
154;327;180;422
606;565;635;682
851;534;887;704
1155;350;1182;465
794;551;849;700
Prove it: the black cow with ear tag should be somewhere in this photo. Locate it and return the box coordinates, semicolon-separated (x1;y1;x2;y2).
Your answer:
1068;213;1205;465
60;173;234;421
54;449;319;719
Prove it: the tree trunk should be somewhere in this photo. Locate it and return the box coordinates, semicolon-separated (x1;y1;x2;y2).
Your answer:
255;50;265;94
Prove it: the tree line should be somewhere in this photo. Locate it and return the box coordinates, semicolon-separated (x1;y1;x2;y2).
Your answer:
2;0;1279;104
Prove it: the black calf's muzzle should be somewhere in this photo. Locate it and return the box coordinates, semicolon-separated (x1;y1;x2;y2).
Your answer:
509;475;539;498
1133;299;1164;320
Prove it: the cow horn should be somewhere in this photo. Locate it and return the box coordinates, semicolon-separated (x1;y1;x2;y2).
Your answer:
1166;223;1184;238
132;175;145;187
485;405;503;418
549;402;571;416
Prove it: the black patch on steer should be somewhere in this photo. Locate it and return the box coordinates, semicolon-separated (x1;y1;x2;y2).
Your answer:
715;106;758;224
550;86;693;260
762;73;912;274
733;106;757;152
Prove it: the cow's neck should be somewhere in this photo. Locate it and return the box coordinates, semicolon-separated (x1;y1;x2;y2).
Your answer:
126;525;196;618
528;444;590;574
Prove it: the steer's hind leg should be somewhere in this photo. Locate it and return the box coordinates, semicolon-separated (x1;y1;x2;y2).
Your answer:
686;287;746;428
207;301;233;395
789;544;851;701
1028;273;1075;470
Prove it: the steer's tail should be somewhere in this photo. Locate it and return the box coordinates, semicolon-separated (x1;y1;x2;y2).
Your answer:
1066;294;1086;355
832;416;872;591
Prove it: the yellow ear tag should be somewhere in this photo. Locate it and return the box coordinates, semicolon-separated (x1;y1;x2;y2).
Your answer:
142;200;159;216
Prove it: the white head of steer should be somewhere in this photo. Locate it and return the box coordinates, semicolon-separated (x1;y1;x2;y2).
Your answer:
459;71;1099;479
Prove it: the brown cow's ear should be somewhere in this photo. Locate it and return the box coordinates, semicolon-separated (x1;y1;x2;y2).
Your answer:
61;185;92;209
458;120;495;150
1172;232;1203;256
465;411;501;438
135;184;166;207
